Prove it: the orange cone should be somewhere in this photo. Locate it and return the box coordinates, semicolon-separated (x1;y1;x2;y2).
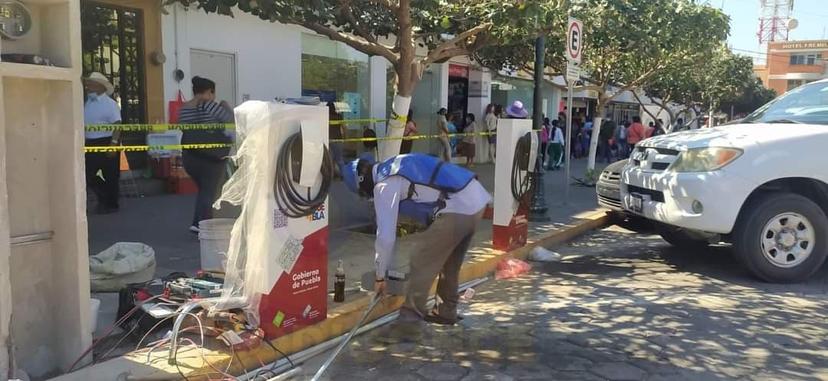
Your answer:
119;151;130;172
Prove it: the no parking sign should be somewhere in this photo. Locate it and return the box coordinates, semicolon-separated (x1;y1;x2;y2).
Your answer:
567;17;583;64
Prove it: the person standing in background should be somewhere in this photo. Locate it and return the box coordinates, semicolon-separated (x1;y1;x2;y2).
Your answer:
626;116;651;150
581;117;593;159
571;118;582;158
599;116;616;163
84;72;122;214
557;111;567;131
328;102;346;168
179;76;235;233
401;109;418;154
485;104;499;162
460;113;478;167
447;113;459;156
436;107;451;161
546;119;565;170
615;120;629;159
653;119;666;136
674;117;685;131
539;117;550;168
505;100;529;119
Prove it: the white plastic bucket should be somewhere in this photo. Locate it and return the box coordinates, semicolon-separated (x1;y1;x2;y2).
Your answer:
89;298;101;333
198;218;235;271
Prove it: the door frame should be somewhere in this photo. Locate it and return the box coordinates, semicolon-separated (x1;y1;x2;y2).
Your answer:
189;48;239;105
82;0;166;122
82;1;148;123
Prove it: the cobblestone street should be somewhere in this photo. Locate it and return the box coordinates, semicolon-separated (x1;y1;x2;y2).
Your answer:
299;224;828;381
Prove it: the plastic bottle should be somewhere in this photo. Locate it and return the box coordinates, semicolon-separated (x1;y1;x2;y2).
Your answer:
334;260;346;302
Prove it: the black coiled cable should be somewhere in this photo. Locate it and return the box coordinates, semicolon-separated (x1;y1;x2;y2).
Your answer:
274;132;334;218
511;132;533;201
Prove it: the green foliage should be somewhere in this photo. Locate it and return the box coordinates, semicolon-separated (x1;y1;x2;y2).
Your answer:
474;0;568;74
574;0;729;97
164;0;513;55
699;49;756;109
477;0;730;96
719;74;777;116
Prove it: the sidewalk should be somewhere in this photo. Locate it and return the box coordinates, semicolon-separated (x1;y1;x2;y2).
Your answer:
87;158;606;334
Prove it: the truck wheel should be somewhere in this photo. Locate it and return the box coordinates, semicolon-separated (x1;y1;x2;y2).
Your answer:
656;224;710;248
734;193;828;283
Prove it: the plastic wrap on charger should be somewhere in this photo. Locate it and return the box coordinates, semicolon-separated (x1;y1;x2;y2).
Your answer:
212;101;330;331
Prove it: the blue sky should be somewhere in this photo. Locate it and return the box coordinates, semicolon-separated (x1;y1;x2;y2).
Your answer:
714;0;828;61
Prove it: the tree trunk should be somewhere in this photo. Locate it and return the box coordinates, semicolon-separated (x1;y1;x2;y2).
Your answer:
650;98;675;131
707;103;715;128
378;0;417;160
379;66;421;160
587;98;605;171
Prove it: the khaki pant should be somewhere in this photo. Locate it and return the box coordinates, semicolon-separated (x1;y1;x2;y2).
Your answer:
439;135;452;162
401;210;484;321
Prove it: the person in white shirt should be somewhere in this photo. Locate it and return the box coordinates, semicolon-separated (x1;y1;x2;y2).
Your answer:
343;153;491;326
83;72;122;214
546;119;565;170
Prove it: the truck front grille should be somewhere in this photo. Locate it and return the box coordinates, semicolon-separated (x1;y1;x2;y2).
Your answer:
629;145;680;172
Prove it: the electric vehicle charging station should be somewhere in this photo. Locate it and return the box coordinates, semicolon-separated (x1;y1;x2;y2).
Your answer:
220;101;333;339
492;118;538;251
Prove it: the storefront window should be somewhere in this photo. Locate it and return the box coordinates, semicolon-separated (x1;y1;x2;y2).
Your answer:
607;103;639;125
301;34;370;121
787;79;806;91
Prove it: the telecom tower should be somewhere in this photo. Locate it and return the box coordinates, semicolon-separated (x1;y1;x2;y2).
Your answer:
757;0;795;44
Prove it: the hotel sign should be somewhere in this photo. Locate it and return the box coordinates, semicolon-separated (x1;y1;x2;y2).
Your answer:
779;41;828;50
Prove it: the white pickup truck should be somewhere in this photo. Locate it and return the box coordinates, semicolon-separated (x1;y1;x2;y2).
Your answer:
621;79;828;283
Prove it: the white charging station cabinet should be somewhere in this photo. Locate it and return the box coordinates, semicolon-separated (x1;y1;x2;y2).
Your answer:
224;101;330;338
492;118;536;251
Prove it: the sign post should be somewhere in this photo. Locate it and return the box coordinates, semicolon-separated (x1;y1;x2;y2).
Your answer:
564;16;583;204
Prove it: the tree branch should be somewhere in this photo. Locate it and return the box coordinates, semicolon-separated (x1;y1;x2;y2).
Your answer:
604;64;664;102
337;0;378;44
298;20;397;64
422;23;493;66
632;91;660;123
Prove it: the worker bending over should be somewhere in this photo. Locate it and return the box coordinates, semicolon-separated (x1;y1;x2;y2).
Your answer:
343;153;491;325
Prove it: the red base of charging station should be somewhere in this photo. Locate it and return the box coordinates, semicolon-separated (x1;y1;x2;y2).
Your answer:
493;201;529;251
259;227;329;339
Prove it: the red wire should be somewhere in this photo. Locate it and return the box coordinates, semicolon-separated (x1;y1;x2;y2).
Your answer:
66;294;164;372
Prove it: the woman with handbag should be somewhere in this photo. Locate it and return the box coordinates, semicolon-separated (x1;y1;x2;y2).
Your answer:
179;76;235;233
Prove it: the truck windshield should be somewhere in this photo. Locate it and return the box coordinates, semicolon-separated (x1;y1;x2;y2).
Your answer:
742;81;828;125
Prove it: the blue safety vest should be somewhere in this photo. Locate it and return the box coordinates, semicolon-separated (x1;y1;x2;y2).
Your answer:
375;154;476;226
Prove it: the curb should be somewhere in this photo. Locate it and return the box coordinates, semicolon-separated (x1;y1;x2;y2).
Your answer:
51;209;614;381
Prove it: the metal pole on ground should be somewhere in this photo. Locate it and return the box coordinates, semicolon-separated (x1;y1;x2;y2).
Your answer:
565;82;573;205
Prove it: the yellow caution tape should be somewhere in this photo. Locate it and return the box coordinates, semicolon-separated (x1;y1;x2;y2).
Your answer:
84;143;232;153
86;119;387;132
83;131;498;152
84;123;235;132
331;131;496;143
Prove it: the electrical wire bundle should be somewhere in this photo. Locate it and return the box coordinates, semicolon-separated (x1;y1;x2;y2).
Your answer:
511;132;533;202
274;131;334;218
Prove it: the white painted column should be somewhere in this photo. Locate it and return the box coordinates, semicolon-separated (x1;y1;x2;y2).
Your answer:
438;63;449;110
468;69;492;163
0;76;11;381
369;56;388;137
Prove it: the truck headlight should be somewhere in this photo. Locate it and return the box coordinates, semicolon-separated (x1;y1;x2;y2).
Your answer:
670;147;742;172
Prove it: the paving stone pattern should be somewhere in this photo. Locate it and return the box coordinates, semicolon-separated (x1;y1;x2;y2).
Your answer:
299;225;828;380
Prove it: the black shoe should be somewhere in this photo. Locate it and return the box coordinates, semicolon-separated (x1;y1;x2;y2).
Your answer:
424;313;461;326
